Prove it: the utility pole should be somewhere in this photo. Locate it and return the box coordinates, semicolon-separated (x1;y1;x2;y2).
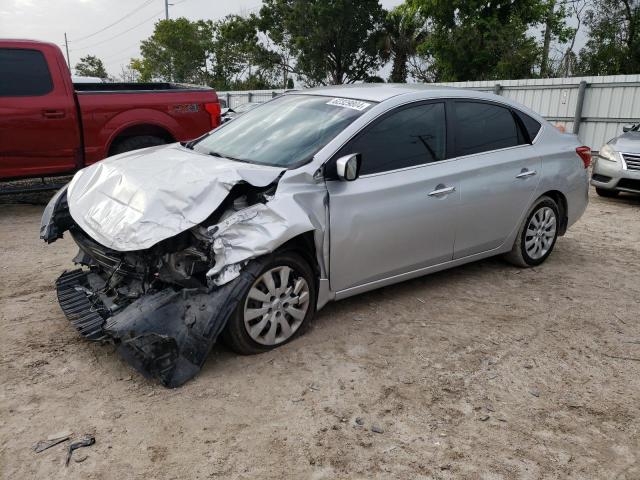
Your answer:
165;0;169;20
64;33;71;69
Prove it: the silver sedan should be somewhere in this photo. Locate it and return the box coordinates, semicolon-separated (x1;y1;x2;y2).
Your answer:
42;85;590;386
591;124;640;197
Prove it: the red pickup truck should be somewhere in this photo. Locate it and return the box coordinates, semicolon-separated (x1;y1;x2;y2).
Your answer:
0;39;221;180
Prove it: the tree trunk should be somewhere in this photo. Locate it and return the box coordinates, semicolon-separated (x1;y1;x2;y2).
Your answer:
390;51;408;83
540;0;556;77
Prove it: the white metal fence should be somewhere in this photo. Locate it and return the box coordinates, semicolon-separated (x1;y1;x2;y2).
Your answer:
218;74;640;150
217;90;284;109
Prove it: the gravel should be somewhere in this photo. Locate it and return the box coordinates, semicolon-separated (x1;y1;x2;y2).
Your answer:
1;189;640;479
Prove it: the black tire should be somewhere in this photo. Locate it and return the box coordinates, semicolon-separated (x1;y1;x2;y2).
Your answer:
222;252;316;355
595;187;619;198
504;196;560;268
110;135;166;156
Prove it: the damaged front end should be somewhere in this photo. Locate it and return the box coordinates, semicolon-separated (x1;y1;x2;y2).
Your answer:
41;181;288;387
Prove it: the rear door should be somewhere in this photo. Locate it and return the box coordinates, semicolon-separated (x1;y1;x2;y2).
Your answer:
450;101;542;259
326;101;459;293
0;47;81;179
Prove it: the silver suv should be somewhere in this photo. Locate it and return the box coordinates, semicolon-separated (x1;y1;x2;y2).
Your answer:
41;85;590;386
591;124;640;197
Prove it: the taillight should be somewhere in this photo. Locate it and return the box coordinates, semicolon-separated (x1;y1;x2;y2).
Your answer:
204;102;221;129
576;146;591;168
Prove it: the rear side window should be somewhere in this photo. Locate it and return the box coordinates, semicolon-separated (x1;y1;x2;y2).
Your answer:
515;110;542;142
0;48;53;96
453;102;519;156
340;102;446;175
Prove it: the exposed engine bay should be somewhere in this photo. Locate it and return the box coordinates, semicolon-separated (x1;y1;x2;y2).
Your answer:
68;182;278;295
42;183;278;387
40;147;328;387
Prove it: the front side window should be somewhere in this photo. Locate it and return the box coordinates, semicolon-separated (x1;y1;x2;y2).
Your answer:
194;95;372;168
0;48;53;96
453;101;520;156
338;102;446;175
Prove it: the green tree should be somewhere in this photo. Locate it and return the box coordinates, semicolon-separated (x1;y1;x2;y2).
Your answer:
210;14;280;90
75;55;108;79
132;18;215;83
553;0;589;77
259;0;386;86
254;10;299;89
539;0;575;77
409;0;548;81
577;0;640;75
383;4;428;83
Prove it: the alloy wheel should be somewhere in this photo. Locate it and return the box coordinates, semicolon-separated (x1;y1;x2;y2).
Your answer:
243;266;310;346
524;206;557;260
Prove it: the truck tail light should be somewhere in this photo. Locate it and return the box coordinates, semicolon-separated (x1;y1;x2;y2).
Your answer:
576;146;591;169
205;102;221;129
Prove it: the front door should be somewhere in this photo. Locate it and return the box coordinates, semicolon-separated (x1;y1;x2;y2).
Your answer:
326;101;458;293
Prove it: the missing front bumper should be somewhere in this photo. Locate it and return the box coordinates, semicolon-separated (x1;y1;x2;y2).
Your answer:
55;268;251;387
56;269;109;341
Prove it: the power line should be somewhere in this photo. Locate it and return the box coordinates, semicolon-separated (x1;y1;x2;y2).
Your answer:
71;0;155;42
101;43;140;60
70;9;165;52
101;44;141;62
70;0;191;52
101;0;192;62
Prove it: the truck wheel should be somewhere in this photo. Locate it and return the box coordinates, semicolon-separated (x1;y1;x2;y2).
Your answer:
111;135;166;156
223;252;316;355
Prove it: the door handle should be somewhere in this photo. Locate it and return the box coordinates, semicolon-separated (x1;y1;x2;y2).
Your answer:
428;185;456;197
42;109;65;119
516;169;537;179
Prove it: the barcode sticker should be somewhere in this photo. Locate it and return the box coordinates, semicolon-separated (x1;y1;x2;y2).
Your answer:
326;98;371;111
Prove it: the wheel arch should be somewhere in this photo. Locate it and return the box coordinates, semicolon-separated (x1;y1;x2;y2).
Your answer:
99;108;181;157
538;190;568;235
108;123;176;156
275;231;320;282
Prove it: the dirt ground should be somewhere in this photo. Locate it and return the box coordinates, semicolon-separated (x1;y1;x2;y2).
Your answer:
1;188;639;479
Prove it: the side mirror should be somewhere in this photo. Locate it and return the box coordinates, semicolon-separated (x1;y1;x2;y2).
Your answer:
335;153;361;182
623;125;633;133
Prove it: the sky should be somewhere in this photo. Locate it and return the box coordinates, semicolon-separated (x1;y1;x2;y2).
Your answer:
0;0;404;78
1;0;585;81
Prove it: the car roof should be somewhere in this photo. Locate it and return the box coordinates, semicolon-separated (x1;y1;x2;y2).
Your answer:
295;83;469;102
292;83;547;124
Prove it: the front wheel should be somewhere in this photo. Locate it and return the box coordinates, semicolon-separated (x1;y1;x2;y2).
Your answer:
222;252;316;355
504;196;559;268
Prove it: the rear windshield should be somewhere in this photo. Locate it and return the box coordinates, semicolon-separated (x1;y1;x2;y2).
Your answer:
194;94;373;167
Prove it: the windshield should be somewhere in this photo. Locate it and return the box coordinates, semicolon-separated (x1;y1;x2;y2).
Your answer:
193;94;373;167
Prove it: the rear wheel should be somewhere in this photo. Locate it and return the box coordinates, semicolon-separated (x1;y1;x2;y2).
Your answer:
223;252;316;355
110;135;166;156
504;196;559;268
595;187;619;198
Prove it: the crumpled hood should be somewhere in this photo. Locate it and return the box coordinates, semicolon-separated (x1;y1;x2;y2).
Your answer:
67;144;284;251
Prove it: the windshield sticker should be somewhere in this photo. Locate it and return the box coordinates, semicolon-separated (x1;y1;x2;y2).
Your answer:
326;98;371;111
